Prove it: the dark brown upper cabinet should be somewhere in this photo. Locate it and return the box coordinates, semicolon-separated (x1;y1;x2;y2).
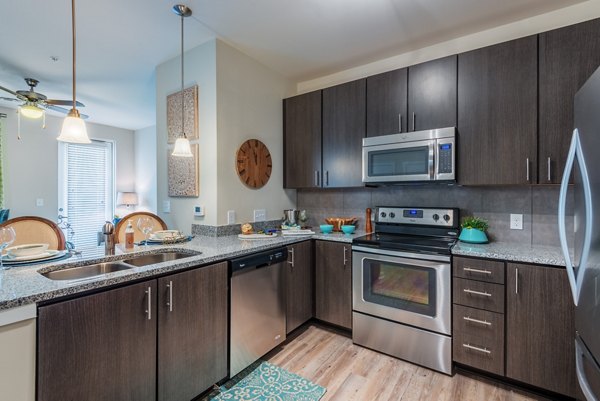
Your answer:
283;91;322;188
322;79;366;188
457;36;538;185
366;68;408;136
539;18;600;184
408;55;457;131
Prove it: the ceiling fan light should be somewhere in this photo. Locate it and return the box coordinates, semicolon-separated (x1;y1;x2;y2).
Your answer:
20;104;44;119
57;114;91;143
172;137;193;157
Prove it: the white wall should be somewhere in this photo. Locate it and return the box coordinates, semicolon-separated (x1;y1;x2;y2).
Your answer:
297;0;600;93
215;40;296;225
134;125;157;213
0;106;135;221
156;39;218;232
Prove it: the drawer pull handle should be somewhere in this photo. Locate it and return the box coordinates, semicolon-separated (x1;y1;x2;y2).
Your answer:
463;316;492;326
463;343;491;354
463;288;492;297
463;267;492;275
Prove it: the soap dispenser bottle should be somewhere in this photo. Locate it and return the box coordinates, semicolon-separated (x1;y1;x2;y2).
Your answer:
125;220;135;249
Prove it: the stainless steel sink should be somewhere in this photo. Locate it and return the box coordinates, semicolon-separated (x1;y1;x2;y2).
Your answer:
41;262;134;281
121;251;200;267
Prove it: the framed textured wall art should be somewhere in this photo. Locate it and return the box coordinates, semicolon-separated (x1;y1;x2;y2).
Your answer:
167;144;199;197
167;85;198;143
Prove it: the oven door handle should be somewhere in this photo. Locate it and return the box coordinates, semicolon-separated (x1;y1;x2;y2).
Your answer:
351;246;451;263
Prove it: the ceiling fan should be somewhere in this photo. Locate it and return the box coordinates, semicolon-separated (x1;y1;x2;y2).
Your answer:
0;77;88;119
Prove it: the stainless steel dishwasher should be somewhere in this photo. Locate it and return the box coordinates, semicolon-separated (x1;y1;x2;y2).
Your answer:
230;247;287;377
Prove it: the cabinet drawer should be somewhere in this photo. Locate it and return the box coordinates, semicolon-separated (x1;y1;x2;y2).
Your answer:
454;331;504;376
453;278;505;313
453;305;504;337
453;257;505;284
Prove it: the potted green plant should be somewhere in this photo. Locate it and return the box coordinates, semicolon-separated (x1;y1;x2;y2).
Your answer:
459;216;489;243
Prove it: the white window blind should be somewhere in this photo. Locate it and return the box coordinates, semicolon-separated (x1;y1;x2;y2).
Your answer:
59;140;114;250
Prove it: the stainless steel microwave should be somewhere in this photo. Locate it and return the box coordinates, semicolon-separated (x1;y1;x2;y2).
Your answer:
362;127;455;183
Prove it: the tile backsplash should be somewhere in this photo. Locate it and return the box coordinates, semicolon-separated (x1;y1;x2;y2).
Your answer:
297;185;574;247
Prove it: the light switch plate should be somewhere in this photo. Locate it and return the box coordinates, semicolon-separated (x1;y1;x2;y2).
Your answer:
227;210;236;225
510;213;523;230
163;201;171;213
253;209;266;222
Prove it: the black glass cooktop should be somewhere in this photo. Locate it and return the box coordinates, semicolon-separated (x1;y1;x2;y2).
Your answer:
353;232;457;256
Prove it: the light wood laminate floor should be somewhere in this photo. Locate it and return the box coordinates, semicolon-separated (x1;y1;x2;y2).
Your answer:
266;324;552;401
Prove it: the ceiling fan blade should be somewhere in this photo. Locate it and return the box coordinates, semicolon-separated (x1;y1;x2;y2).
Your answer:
45;99;85;107
0;96;21;103
0;85;27;101
42;104;89;120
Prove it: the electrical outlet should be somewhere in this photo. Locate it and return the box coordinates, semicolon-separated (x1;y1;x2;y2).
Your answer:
163;201;171;213
253;209;266;222
194;205;205;217
36;198;44;207
510;214;523;230
227;210;236;225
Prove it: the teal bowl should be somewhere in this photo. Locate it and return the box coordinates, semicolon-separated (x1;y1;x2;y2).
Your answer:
459;228;489;244
341;225;356;235
320;224;334;234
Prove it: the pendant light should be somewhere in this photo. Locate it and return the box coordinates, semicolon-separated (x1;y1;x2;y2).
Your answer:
57;0;91;144
171;4;194;158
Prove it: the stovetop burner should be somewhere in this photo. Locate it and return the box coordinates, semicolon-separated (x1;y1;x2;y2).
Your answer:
353;232;457;255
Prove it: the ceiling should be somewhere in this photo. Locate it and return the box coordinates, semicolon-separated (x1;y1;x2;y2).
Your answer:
0;0;585;130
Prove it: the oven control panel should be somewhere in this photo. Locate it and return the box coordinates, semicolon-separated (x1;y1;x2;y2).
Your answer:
376;207;458;227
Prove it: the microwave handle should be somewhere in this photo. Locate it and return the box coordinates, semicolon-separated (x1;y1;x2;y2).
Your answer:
428;142;435;179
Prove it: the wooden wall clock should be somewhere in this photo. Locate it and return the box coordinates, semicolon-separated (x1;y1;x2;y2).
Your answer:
236;139;272;189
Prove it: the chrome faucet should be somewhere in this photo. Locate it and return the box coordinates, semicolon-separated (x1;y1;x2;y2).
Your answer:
102;221;115;256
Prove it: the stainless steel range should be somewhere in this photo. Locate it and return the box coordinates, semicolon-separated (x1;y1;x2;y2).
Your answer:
352;206;459;375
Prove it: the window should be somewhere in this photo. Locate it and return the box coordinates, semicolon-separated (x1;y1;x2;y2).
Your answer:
59;140;115;250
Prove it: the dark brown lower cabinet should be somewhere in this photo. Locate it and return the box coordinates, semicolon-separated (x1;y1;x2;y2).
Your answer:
315;240;352;329
38;280;158;401
506;263;577;397
158;262;228;401
285;241;314;333
38;263;228;401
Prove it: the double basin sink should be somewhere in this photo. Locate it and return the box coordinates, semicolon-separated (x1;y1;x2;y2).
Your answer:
41;251;200;281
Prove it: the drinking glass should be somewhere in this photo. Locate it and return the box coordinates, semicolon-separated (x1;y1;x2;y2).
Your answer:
0;227;16;270
137;217;154;248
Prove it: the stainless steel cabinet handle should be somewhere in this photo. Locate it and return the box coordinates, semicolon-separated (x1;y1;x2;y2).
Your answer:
412;112;416;131
314;171;319;187
288;247;295;267
343;247;348;266
515;267;519;295
398;114;403;133
145;286;152;320
166;281;173;312
463;288;492;297
325;171;329;186
462;343;491;354
547;157;551;182
463;316;492;326
463;267;492;275
526;158;530;182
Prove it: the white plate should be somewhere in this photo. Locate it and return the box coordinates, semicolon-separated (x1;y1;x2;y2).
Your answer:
6;243;49;257
2;250;66;263
151;230;181;240
145;235;187;244
237;233;278;240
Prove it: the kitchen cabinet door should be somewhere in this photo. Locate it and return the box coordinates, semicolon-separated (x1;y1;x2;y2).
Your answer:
38;280;157;401
539;18;600;184
458;36;537;185
366;68;408;136
157;262;228;401
284;91;322;188
506;263;577;397
286;240;314;333
408;55;457;131
315;240;352;329
322;79;366;188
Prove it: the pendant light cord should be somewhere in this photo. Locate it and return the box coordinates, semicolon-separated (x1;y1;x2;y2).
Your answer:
71;0;77;112
180;13;186;139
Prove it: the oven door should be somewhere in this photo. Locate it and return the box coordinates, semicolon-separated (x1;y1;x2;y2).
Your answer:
352;249;451;335
362;139;434;183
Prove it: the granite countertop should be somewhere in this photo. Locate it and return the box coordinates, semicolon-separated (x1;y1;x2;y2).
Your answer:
0;231;363;311
451;241;568;267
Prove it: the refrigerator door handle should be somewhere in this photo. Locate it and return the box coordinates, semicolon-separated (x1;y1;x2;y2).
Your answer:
559;129;593;306
576;338;599;401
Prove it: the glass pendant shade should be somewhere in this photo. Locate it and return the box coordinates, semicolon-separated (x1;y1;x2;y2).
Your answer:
57;114;91;143
20;104;44;119
172;136;193;157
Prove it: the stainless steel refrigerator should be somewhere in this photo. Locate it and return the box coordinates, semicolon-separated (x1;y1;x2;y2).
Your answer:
559;66;600;401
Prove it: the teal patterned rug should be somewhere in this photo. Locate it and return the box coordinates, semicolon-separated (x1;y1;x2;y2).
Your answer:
208;361;326;401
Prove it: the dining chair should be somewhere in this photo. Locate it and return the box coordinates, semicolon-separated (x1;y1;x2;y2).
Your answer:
115;212;167;244
0;209;9;223
0;216;66;250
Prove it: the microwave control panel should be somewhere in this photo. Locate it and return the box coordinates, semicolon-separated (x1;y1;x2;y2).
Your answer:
438;143;453;174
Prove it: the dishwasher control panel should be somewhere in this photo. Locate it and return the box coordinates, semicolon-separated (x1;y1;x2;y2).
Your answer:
230;247;288;273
